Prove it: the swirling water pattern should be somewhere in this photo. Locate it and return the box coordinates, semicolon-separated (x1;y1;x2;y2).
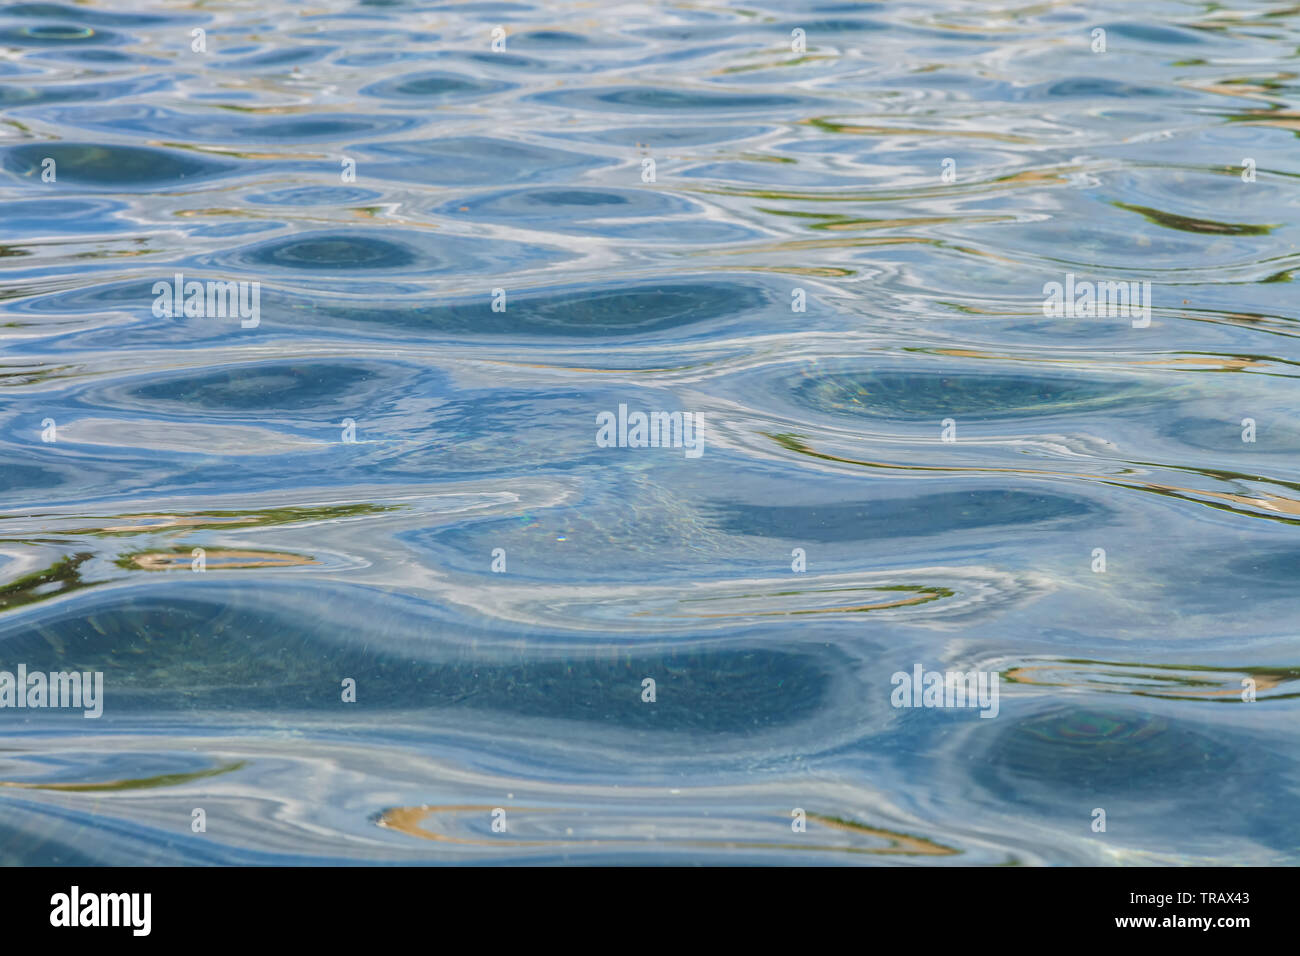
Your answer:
1;0;1298;865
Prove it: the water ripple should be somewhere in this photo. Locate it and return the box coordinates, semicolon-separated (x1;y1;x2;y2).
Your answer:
1;0;1298;866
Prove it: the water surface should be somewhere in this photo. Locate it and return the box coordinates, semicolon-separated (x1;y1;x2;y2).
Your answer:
1;0;1299;865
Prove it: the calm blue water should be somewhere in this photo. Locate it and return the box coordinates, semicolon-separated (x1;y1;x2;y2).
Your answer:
1;0;1299;865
